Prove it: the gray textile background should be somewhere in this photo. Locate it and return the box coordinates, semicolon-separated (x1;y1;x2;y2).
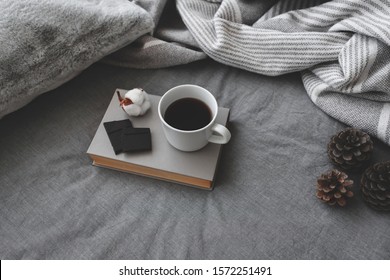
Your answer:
1;60;389;259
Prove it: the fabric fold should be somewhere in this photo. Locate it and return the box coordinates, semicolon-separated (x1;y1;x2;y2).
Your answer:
105;0;207;69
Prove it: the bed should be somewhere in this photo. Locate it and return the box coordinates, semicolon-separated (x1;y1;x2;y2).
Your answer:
1;0;390;259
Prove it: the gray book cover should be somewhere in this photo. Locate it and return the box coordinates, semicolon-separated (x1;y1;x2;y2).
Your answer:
87;89;230;187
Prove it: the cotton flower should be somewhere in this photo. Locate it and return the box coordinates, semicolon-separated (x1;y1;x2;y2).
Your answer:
117;88;151;117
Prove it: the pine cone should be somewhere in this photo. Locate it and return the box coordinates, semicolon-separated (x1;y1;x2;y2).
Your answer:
361;161;390;211
327;128;373;170
316;169;354;206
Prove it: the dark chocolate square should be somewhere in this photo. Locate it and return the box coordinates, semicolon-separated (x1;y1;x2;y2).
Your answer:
104;120;133;154
103;120;133;134
121;127;152;152
106;130;123;154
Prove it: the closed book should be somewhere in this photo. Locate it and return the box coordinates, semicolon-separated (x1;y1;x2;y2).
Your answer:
87;89;230;190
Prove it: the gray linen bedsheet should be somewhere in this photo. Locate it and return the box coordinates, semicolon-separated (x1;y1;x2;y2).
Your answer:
1;60;389;259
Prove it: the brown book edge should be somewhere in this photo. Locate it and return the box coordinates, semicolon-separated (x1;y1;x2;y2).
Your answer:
88;154;213;190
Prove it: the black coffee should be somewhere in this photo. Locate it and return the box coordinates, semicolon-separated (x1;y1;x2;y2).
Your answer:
164;98;212;131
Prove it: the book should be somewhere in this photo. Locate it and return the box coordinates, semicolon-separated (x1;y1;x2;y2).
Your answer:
87;89;230;190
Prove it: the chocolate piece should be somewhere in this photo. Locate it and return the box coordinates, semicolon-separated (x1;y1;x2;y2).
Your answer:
103;120;133;133
104;120;133;154
121;127;151;152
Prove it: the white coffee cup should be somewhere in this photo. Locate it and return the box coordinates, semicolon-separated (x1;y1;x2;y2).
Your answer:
158;84;231;152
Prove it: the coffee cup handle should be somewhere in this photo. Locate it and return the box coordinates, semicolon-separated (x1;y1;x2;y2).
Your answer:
208;124;231;144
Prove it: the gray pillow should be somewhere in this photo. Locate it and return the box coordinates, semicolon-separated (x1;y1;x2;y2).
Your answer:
0;0;153;118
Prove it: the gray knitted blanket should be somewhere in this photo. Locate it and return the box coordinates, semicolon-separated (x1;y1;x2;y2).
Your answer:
1;0;390;145
176;0;390;146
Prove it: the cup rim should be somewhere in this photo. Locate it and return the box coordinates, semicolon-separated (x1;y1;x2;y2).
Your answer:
158;84;218;133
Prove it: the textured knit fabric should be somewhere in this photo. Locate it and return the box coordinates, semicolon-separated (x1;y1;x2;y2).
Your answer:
173;0;390;145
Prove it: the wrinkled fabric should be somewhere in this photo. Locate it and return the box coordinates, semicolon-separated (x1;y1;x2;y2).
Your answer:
174;0;390;145
1;61;390;259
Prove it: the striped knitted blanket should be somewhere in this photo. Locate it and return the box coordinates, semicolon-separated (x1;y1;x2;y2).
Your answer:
171;0;390;145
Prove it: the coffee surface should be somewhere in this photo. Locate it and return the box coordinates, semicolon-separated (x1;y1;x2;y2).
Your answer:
164;98;212;131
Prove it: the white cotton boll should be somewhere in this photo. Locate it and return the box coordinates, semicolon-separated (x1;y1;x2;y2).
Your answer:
122;88;151;117
125;88;144;105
